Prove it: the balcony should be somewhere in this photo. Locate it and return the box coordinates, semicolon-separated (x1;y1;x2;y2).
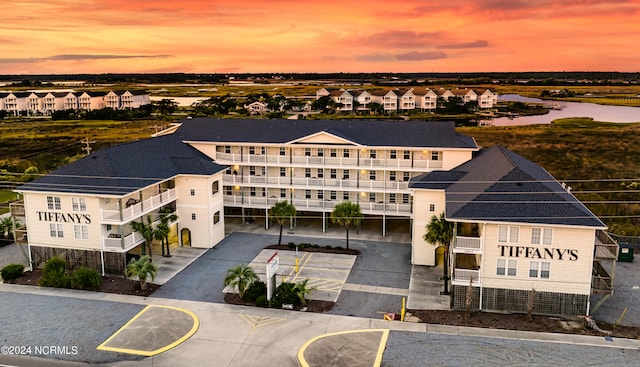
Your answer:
223;174;410;191
215;152;443;170
100;188;176;224
9;201;25;217
224;195;411;214
452;268;481;285
103;231;145;251
453;236;482;253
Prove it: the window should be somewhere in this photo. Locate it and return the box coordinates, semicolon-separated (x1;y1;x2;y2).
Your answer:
249;146;255;155
249;166;256;175
317;148;323;157
429;204;435;212
390;150;397;159
498;226;519;243
72;197;86;211
212;181;219;195
280;167;286;177
343;192;350;200
343;170;350;179
305;168;311;178
47;196;61;210
74;225;88;240
318;191;324;200
305;148;311;157
497;259;517;276
261;147;265;155
190;189;196;196
213;211;220;225
403;172;410;182
369;193;376;202
402;194;410;204
261;166;266;176
529;261;550;278
330;149;337;157
280;189;287;198
343;149;350;158
403;150;410;159
224;145;231;154
191;213;196;220
317;169;324;178
369;170;376;180
531;228;541;244
106;224;112;231
305;190;311;199
431;151;441;161
330;169;337;179
389;193;396;203
543;228;553;245
369;150;376;159
250;188;256;196
50;223;63;238
261;188;266;197
225;186;232;195
330;191;337;200
389;171;396;181
279;147;286;156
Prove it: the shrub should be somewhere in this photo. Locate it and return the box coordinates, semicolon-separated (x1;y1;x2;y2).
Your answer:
325;245;333;249
311;244;319;248
1;263;25;282
243;280;267;302
255;295;268;307
70;267;102;291
274;282;301;307
287;242;296;249
299;243;311;249
39;257;70;288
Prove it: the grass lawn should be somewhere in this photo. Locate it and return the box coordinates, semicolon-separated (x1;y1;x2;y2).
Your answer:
0;190;18;215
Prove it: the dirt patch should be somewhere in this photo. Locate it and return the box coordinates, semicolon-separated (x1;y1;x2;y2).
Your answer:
224;292;335;313
265;244;360;256
407;309;640;339
10;269;160;297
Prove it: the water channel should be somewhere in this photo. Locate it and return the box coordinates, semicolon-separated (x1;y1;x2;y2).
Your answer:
492;94;640;125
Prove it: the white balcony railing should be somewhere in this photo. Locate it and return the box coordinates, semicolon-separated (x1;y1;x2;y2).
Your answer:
452;268;480;284
223;174;410;191
100;188;176;223
215;152;443;170
453;236;482;252
103;231;145;250
223;195;411;214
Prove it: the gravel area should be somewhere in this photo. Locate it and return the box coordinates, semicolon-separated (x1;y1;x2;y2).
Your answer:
382;330;640;367
0;291;145;364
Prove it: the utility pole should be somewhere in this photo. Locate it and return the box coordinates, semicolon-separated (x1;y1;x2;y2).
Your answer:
80;137;95;155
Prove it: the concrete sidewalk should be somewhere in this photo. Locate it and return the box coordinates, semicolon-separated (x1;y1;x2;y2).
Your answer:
2;283;639;367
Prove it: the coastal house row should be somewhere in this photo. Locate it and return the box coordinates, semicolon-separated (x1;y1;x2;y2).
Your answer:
316;87;498;113
0;90;150;116
11;118;615;318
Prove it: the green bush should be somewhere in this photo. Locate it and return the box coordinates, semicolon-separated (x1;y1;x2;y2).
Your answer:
1;263;24;282
287;242;296;249
243;280;266;302
325;245;333;249
39;257;70;288
274;282;301;307
255;295;268;307
311;244;319;248
70;267;102;291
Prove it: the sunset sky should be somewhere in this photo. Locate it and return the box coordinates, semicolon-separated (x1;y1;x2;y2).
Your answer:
3;0;639;74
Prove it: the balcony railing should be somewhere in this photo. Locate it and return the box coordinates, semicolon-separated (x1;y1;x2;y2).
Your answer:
215;152;443;170
103;231;145;250
453;236;482;252
9;201;25;217
223;174;411;191
223;195;411;214
100;188;176;223
452;268;480;285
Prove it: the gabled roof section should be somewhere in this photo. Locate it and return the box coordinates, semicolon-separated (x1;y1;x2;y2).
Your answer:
177;118;478;149
410;146;605;227
18;134;226;196
287;130;360;146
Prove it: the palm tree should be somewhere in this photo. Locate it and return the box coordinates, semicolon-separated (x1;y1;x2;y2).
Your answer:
131;215;161;259
330;201;363;250
125;255;158;291
224;264;259;299
269;201;296;246
158;208;178;257
294;279;317;305
423;213;454;295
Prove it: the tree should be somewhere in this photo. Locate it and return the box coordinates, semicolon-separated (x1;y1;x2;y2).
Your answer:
423;213;454;295
157;207;178;257
269;201;296;246
294;279;317;305
330;201;363;250
131;215;161;259
152;98;178;116
224;264;259;299
125;255;158;291
368;101;383;115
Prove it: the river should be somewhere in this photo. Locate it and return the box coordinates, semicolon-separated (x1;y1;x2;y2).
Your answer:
492;94;640;125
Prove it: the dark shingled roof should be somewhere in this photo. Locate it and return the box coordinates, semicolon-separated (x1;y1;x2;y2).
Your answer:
176;118;478;149
409;146;605;228
18;134;226;196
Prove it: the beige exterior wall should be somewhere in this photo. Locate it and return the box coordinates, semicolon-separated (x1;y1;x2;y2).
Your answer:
174;173;225;248
480;223;595;295
186;142;219;160
411;189;447;265
23;192;102;250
